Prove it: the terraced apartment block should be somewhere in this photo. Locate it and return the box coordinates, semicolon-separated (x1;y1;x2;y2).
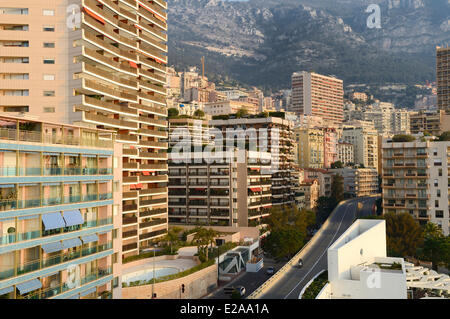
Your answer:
0;0;169;259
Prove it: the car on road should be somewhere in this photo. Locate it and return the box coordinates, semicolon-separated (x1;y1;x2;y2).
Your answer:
266;266;275;275
297;259;303;268
236;286;246;297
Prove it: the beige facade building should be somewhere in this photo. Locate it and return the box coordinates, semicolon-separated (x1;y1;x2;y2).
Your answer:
299;179;320;210
331;168;378;197
295;127;324;169
382;138;450;235
0;0;170;258
337;141;354;166
204;100;258;116
291;71;344;125
410;109;450;136
342;127;379;170
437;46;450;112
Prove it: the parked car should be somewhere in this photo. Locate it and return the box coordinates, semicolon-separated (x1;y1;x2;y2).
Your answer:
266;266;275;275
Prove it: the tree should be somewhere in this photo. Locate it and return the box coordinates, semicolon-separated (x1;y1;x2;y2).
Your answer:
262;205;312;261
192;227;210;262
194;109;205;118
205;228;218;259
315;196;335;225
164;226;183;254
392;134;415;142
331;161;343;169
385;212;423;257
235;108;248;118
438;131;450;141
330;174;344;204
168;108;179;118
421;223;449;270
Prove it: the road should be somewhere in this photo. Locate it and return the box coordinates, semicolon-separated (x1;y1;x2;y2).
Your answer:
259;196;380;299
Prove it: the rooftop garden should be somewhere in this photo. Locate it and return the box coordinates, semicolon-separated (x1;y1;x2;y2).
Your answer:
301;271;329;299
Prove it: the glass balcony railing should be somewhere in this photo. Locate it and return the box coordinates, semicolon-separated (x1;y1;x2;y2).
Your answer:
0;217;112;249
17;266;113;299
0;167;17;176
18;167;41;176
1;242;113;281
17;198;41;209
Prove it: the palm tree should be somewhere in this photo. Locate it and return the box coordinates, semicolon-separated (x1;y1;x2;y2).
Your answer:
205;228;218;260
164;226;183;254
193;227;209;261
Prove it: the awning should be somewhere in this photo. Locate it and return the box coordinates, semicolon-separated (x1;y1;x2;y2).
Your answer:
18;215;38;220
63;210;84;227
81;154;97;158
130;184;136;190
83;7;105;24
0;286;14;296
80;287;96;297
250;167;260;171
43;152;60;156
142;171;150;176
16;279;42;295
62;238;82;250
42;212;65;231
129;61;138;69
250;188;262;192
81;234;98;244
195;188;206;191
41;241;63;254
135;183;143;189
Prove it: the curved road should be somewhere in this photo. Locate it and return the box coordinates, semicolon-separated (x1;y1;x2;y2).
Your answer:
259;196;380;299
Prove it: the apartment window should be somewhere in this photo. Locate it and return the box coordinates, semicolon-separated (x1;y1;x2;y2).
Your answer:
43;107;55;113
43;42;55;48
433;148;438;156
434;179;438;187
43;58;55;64
113;276;119;288
1;73;28;80
435;200;439;208
43;26;55;32
0;8;28;15
43;74;55;81
43;9;54;16
43;90;55;97
1;57;29;63
435;210;444;218
437;189;441;198
4;106;28;112
434;159;442;166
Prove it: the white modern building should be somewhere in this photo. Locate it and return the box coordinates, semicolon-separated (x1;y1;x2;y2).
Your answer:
317;219;407;299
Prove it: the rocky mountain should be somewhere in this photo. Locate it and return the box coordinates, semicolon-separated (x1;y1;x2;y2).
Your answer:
167;0;449;90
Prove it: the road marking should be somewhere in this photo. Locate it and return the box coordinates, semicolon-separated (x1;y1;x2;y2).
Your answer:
283;201;356;299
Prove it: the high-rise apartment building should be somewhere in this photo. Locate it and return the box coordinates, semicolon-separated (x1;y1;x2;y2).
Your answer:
342;127;379;170
0;0;170;258
295;128;324;169
210;116;296;206
410;109;450;136
290;71;344;125
337;141;354;166
0;115;121;299
382;138;450;235
437;46;450;112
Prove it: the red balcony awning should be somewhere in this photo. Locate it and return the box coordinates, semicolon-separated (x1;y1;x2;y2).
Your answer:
135;183;143;189
250;167;260;171
130;185;136;190
250;188;262;192
83;7;105;24
142;171;150;176
129;61;138;69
